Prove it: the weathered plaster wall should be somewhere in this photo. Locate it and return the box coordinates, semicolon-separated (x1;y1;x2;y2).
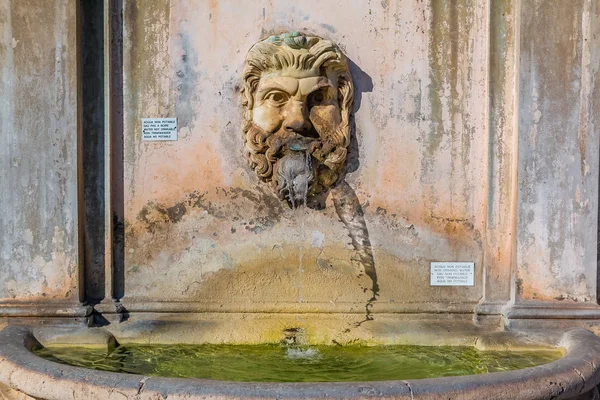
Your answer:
516;0;600;303
121;0;490;312
0;0;79;304
1;0;598;320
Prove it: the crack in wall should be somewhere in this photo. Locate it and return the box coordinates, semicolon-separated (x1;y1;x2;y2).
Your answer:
403;380;414;400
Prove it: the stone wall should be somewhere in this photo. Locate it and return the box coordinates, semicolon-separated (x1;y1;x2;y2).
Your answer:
1;0;599;322
0;0;80;313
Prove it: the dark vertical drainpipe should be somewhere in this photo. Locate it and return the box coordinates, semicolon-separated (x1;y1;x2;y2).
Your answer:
109;0;125;302
80;0;105;305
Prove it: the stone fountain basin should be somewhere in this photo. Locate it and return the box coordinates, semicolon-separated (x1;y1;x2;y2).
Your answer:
1;323;600;400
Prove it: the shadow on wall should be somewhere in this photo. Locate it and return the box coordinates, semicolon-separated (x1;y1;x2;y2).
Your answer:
344;57;373;177
334;57;377;326
305;55;377;328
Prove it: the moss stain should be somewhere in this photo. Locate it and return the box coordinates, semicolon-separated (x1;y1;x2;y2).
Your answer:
487;0;513;218
424;0;477;219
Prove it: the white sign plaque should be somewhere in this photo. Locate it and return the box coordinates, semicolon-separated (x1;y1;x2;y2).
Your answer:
430;262;474;286
142;118;178;141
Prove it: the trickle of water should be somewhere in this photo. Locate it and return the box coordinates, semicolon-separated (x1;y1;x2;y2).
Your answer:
282;327;319;362
286;347;321;360
297;212;305;303
294;149;312;303
287;183;297;209
302;150;311;207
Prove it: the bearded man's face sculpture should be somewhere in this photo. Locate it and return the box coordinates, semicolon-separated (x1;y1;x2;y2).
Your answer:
241;32;354;207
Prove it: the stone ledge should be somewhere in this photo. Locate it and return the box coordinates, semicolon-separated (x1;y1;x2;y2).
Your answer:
0;303;89;318
32;326;116;351
93;300;481;314
504;303;600;320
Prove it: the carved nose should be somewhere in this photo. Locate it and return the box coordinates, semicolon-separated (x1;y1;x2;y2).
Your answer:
283;104;312;135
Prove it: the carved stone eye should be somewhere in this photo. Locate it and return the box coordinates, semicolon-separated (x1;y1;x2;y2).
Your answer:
266;91;288;105
309;90;326;105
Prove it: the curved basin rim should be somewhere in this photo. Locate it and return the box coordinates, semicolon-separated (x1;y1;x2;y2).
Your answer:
0;325;599;400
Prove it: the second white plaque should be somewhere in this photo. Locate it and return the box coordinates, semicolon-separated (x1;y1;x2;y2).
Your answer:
430;262;474;286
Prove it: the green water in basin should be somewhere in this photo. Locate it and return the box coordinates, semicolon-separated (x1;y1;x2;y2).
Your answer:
34;343;561;382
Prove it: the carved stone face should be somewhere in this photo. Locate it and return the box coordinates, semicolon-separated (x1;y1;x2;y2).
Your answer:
241;33;354;207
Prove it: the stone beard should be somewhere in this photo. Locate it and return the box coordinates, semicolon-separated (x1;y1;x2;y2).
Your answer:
241;32;354;207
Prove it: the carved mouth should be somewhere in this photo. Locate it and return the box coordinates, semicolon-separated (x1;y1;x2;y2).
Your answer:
300;126;321;139
282;134;322;159
286;137;312;152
